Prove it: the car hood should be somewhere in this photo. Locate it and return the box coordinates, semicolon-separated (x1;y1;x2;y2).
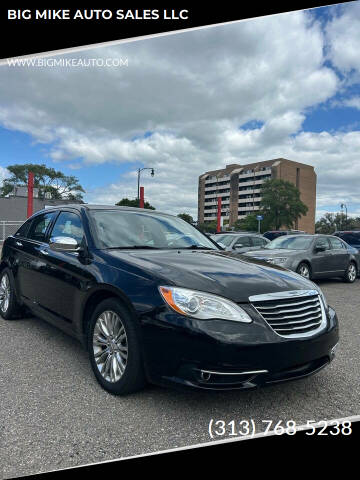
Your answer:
104;249;316;303
244;249;303;258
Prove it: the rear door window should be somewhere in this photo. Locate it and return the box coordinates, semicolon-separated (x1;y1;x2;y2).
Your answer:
329;237;345;249
315;237;331;250
252;236;268;247
235;236;251;247
14;218;33;238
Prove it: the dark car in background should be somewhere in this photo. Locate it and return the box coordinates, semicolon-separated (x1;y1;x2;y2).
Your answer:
0;206;338;394
263;230;306;241
333;231;360;251
244;234;359;282
211;233;270;253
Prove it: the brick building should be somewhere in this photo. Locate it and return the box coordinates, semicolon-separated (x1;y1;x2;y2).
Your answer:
198;158;316;233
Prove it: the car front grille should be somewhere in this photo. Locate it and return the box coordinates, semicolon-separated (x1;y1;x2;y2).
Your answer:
249;290;326;338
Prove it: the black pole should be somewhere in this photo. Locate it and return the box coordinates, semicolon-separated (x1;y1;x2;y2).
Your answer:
345;205;347;226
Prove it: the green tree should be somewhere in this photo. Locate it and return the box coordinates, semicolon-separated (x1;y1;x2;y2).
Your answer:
234;214;258;232
315;212;359;234
233;214;272;233
115;198;155;210
259;179;308;230
197;221;218;233
0;163;85;200
177;213;194;224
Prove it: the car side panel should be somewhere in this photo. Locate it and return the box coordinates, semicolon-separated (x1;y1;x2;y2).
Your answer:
33;247;97;324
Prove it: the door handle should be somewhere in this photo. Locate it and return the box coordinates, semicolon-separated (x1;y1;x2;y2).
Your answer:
39;248;49;255
15;241;23;247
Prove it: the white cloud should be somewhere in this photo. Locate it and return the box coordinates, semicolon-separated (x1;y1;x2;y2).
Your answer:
342;96;360;110
0;7;359;219
326;2;360;75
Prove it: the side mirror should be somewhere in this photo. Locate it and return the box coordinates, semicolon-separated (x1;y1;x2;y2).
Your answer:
49;236;80;252
315;245;326;253
234;244;244;249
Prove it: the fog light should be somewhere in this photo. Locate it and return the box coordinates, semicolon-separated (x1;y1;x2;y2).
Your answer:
200;371;211;382
330;343;338;359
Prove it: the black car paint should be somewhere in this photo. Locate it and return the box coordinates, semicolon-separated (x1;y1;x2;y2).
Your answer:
1;205;339;391
333;231;360;250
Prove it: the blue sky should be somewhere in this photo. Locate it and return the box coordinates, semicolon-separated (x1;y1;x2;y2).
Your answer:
1;2;360;219
0;128;142;195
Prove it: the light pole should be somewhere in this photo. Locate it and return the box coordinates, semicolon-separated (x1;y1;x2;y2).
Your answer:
341;203;348;228
137;167;155;205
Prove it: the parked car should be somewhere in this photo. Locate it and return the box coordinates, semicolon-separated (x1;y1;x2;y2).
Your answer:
213;230;258;234
0;206;338;394
211;233;270;253
244;234;359;282
333;231;360;251
263;230;306;241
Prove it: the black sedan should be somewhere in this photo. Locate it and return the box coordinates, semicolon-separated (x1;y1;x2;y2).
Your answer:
333;231;360;250
0;206;339;394
244;234;359;282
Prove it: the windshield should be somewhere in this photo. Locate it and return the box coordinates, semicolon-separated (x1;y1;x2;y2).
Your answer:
90;210;218;250
213;235;234;246
265;236;313;250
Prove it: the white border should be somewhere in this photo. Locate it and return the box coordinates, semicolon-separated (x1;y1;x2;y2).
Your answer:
0;4;356;478
32;414;360;477
0;4;336;65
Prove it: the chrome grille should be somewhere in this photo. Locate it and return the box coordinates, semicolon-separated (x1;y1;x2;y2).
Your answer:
249;290;326;338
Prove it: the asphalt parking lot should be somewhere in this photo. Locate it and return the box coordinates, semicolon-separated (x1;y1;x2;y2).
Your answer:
1;278;359;478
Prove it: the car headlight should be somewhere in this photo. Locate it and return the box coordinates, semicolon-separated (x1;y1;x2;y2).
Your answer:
317;287;329;311
159;286;252;323
268;257;288;265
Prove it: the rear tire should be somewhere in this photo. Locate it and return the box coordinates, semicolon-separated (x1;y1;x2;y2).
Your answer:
343;262;357;283
87;298;147;395
296;262;311;280
0;268;21;320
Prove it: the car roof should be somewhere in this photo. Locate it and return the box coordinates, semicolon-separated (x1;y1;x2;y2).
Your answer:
216;232;260;236
273;233;312;238
31;204;173;217
265;230;305;233
281;234;342;239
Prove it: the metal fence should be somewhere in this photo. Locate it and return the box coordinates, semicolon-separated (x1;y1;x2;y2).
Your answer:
0;221;24;242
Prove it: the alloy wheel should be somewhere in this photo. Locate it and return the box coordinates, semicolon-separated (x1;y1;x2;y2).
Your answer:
0;273;10;314
298;264;310;279
348;263;357;282
92;310;128;383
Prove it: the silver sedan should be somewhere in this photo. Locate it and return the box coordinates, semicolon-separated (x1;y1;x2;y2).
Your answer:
244;234;359;282
211;233;270;253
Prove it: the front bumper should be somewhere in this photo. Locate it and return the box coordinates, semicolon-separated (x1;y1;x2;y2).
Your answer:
140;304;339;391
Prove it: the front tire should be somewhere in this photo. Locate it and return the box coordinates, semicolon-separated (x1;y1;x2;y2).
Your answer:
0;268;21;320
87;298;147;395
343;262;357;283
296;262;311;280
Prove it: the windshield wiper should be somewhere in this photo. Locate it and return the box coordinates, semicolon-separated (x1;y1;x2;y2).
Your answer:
173;245;217;250
105;245;160;250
